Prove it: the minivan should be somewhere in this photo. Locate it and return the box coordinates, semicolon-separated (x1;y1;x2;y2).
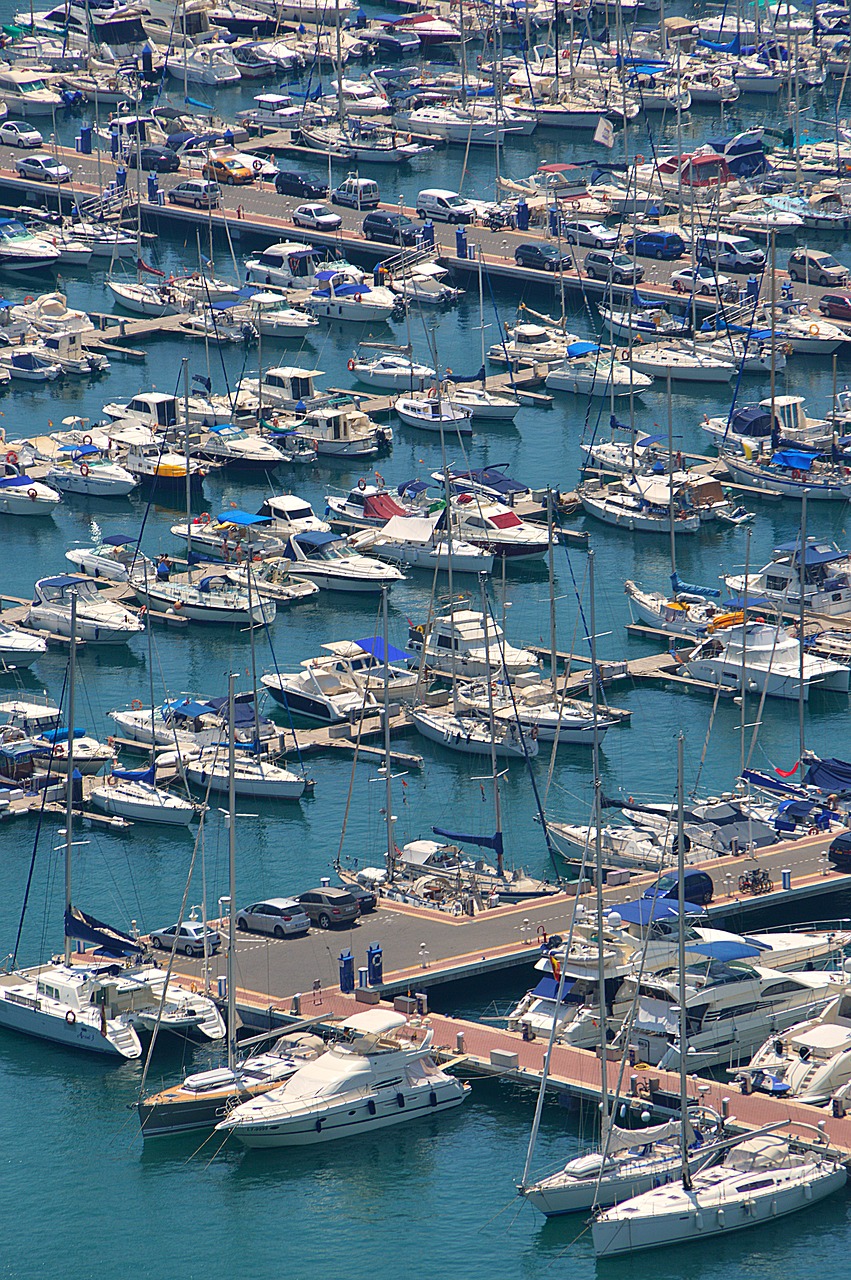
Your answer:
787;248;849;287
697;233;766;273
415;188;476;224
624;230;685;261
167;178;220;208
643;869;715;906
331;175;380;209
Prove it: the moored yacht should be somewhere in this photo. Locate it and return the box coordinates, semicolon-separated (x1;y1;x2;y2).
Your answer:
27;575;144;644
682;622;850;700
724;537;851;616
408;608;540;677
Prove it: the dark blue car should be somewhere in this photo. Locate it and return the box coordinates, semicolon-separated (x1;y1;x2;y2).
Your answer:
624;231;685;261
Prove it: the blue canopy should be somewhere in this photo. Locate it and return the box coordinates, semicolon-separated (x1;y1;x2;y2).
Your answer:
39;575;82;588
101;533;137;547
722;594;771;608
64;905;142;957
447;465;526;496
59;443;98;456
775;539;846;566
773;450;815;471
294;530;337;548
0;475;37;489
777;798;816;818
566;341;600;356
355;636;409;664
530;976;576;1001
112;763;156;784
210;299;240;311
615;899;706;925
217;510;268;526
398;479;429;497
803;756;851;793
671;571;721;601
685;940;764;961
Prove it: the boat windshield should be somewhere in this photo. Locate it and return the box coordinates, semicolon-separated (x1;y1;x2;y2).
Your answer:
0;221;29;241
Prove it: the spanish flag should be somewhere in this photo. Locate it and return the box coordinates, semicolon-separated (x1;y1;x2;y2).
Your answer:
549;952;561;982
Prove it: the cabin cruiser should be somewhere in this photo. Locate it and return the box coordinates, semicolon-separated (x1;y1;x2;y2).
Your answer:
0;218;60;272
408;608;539;678
394;393;473;436
109;692;278;751
244;243;332;291
725;538;851;616
431;466;548;522
0;622;46;667
0;68;62;115
11;291;94;335
0;473;61;516
280;531;405;593
261;638;417;722
447;497;549;560
216;1010;470;1146
236;294;318;340
445;384;519;422
306;271;397;323
45;444;137;498
325;482;413;532
682;621;851;700
129;570;276;626
738;991;851;1104
27;575;144;644
169;512;285;563
192;423;288;470
66;535;149;582
703;395;832;453
237;365;329;413
110;431;206;491
390;263;463;306
273;403;391;459
348;514;492;575
103;390;229;429
0;696;113;775
578;477;701;535
351;352;436;390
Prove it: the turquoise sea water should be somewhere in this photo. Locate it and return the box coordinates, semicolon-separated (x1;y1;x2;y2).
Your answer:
1;17;851;1279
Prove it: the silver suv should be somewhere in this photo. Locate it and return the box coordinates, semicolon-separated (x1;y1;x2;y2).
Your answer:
235;899;310;937
297;887;360;929
583;249;644;285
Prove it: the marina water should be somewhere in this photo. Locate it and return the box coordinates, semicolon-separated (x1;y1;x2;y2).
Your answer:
2;11;851;1275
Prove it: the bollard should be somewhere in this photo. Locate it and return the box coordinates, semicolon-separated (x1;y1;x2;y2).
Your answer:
357;966;369;989
157;189;165;206
217;976;227;1000
721;1096;730;1119
630;1073;638;1096
455;1030;465;1053
516;198;529;231
320;875;331;888
421;219;435;249
115;165;127;191
782;868;791;890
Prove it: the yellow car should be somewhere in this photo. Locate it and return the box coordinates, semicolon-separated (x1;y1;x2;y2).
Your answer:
202;155;255;186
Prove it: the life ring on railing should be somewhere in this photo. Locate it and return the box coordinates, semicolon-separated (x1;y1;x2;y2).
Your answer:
27;488;37;501
65;1010;76;1024
253;159;263;173
358;477;367;490
200;511;210;523
131;699;143;710
54;744;65;758
23;295;33;304
354;293;362;302
711;75;721;87
347;357;356;371
809;323;820;335
80;464;89;477
619;348;631;360
5;450;16;465
107;774;117;786
82;434;92;445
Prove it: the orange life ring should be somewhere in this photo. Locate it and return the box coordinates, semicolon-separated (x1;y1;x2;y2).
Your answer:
809;323;820;335
27;487;37;501
80;464;89;477
200;511;210;522
65;1010;76;1024
711;75;721;87
358;478;367;490
131;699;143;710
23;295;33;303
354;293;362;302
54;744;65;757
5;450;16;464
347;357;356;371
82;434;92;445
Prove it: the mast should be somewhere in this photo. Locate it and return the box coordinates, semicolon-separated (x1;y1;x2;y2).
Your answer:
226;671;237;1074
63;593;77;966
798;494;807;764
381;584;395;880
590;550;607;1142
182;356;192;569
479;572;504;879
676;730;692;1190
547;488;557;699
667;370;676;576
246;561;262;754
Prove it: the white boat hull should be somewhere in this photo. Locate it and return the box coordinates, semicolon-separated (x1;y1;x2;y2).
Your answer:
0;988;140;1057
185;763;305;800
90;786;196;826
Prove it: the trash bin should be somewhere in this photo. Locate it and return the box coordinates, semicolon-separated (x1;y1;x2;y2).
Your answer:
516;198;529;231
455;225;467;259
147;172;158;202
115;165;127;191
746;274;760;301
79;123;92;155
548;206;559;235
422;219;435;249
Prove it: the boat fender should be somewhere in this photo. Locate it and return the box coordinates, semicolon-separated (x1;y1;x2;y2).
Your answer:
5;450;16;464
716;1208;725;1226
65;1010;76;1024
82;434;92;445
312;440;319;451
530;724;538;740
315;1118;323;1132
173;601;183;611
396;1093;405;1108
358;477;367;490
446;367;452;376
80;464;89;477
347;357;356;371
131;699;143;710
27;488;37;501
429;1090;438;1107
253;159;263;172
367;1099;376;1115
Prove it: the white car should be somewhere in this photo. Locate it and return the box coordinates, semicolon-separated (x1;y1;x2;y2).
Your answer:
149;921;221;957
15;152;72;183
562;219;618;248
0;120;43;148
292;202;343;231
671;264;731;295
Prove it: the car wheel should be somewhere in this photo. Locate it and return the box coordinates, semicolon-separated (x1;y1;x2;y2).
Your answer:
236;917;247;931
700;285;712;295
586;267;596;280
820;275;830;287
17;138;26;149
151;936;163;949
184;944;198;958
514;255;523;267
416;209;425;219
788;269;799;281
595;238;604;248
227;175;235;186
318;912;332;929
193;198;201;208
273;924;285;939
448;213;458;224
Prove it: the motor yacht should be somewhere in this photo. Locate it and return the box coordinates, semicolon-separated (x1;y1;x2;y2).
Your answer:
408;608;539;678
0;473;60;516
682;621;850;700
394;393;473;436
27;575;144;644
739;990;851;1104
280;531;405;593
348;514;492;575
351;352;437;390
261;639;417;721
724;538;851;616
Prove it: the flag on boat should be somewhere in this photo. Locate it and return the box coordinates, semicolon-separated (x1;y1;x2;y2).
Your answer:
593;118;615;149
549;952;561;981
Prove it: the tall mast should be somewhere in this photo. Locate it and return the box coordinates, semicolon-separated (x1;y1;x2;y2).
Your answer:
381;585;395;880
226;671;237;1074
479;572;503;879
798;494;807;765
63;593;77;966
676;730;692;1190
183;356;192;569
547;488;557;699
590;550;607;1141
667;370;676;577
335;0;344;130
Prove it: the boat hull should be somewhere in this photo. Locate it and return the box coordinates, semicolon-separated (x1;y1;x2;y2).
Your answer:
0;990;139;1057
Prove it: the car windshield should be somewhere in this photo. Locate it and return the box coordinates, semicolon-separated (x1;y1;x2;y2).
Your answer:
696;266;714;277
820;255;840;267
612;254;632;266
446;196;466;207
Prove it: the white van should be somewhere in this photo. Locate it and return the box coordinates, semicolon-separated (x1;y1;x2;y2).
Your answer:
330;175;380;209
696;233;765;273
415;188;476;224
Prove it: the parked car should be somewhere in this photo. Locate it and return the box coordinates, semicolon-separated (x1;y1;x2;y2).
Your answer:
331;176;380;209
362;209;418;245
562;219;618;249
0;120;43;148
292;202;342;230
787;248;849;287
274;169;328;199
149;921;221;956
202;155;255;185
348;884;378;914
696;233;765;273
514;241;572;271
643;869;714;906
828;831;851;870
15;152;71;183
624;230;685;260
235;898;310;937
819;293;851;320
583;249;643;284
671;263;730;294
126;144;180;173
297;886;360;928
167;179;220;208
415;188;475;224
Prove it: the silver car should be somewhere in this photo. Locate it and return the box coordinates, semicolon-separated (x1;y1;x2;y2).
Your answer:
149;921;221;957
235;899;310;937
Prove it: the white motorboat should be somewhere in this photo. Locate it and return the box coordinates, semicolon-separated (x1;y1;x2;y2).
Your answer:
390;263;462;306
277;404;391;459
457;680;613;745
240;293;318;338
449;497;549;560
184;750;306;801
682;621;850;700
281;531;405;593
306;271;397;323
66;535;149;582
104;390;229;428
165;43;241;85
129;571;276;626
408;608;539;678
592;1133;846;1256
724;537;851;616
0;346;62;382
0;473;60;516
349;515;492;575
323;77;389;115
394;393;473;435
0;695;112;776
237;364;329;411
351;352;436;390
626;345;735;383
67;222;136;259
738;990;851;1104
0;621;46;667
11;290;95;333
325;482;413;532
225;559;319;607
46;445;137;498
35;330;108;376
0;962;142;1059
411;706;539;759
446;385;520;421
90;766;199;827
193;424;288;470
0;217;60;271
109;692;278;752
244;243;330;290
0;68;62;114
546;353;653;397
27;575;144;644
262;639;417;723
216;1009;470;1146
489;322;580;367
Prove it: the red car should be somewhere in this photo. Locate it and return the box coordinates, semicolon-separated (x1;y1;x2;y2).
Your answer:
819;293;851;320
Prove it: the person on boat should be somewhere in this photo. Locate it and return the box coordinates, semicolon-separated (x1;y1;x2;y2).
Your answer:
156;555;172;582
